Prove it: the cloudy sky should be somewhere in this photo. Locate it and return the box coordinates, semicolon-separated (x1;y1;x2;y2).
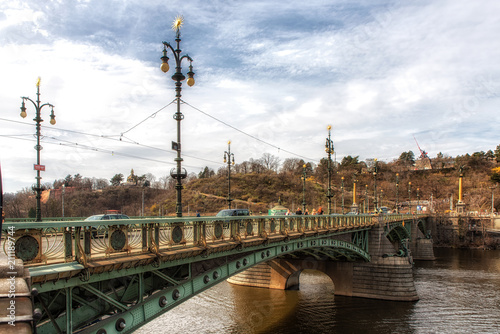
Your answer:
0;0;499;193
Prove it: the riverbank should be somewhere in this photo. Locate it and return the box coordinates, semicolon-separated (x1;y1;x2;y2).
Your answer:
431;215;500;250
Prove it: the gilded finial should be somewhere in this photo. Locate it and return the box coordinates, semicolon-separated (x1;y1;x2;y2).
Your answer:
172;15;184;32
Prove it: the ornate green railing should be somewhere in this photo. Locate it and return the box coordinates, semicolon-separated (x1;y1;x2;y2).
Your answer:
2;214;390;267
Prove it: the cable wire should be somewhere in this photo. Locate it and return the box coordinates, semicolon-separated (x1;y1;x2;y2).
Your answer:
181;99;317;162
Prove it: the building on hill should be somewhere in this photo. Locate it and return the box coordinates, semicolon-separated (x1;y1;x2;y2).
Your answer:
415;157;432;170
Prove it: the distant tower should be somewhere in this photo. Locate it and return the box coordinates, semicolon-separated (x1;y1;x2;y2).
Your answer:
414;136;432;170
456;166;466;214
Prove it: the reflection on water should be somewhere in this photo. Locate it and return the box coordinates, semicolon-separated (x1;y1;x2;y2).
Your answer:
134;249;500;334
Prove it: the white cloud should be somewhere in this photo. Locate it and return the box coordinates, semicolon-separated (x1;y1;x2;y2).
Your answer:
0;0;499;193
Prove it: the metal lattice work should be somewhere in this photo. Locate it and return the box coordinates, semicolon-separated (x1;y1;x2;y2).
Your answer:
4;214;428;266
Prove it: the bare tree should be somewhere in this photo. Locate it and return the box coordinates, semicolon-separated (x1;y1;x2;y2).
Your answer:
235;161;251;174
261;153;280;172
157;175;171;190
250;158;264;174
280;158;304;175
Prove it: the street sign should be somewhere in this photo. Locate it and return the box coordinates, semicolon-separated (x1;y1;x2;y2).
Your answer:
34;164;45;171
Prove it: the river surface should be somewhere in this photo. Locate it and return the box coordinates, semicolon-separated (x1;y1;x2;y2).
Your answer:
134;248;500;333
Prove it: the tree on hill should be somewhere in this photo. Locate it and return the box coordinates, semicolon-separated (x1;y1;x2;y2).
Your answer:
491;167;500;184
199;166;215;179
398;151;415;168
261;153;280;172
339;155;361;173
494;144;500;162
110;173;124;186
314;158;330;184
280;158;305;175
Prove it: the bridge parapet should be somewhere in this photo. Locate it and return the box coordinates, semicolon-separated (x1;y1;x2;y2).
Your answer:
2;214;385;269
0;214;430;333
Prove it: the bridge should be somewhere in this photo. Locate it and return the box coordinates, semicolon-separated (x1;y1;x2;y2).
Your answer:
0;213;434;333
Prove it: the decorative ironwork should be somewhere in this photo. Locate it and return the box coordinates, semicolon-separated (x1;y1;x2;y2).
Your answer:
15;235;39;262
172;225;183;244
214;223;223;239
110;230;126;251
0;214;426;268
245;221;253;235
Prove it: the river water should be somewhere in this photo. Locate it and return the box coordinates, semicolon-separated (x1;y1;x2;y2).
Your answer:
134;248;500;333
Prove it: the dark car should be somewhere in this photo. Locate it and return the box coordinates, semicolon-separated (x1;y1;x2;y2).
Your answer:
84;214;129;238
84;214;130;221
216;209;250;217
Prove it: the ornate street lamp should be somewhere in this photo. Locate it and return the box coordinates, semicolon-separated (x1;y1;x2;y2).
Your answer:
302;164;307;213
395;173;399;213
19;77;56;222
160;16;195;217
408;181;412;213
365;184;369;213
490;185;497;215
351;173;359;213
325;125;334;214
457;166;466;214
373;159;378;211
62;184;65;218
223;141;235;209
417;187;420;212
341;176;345;214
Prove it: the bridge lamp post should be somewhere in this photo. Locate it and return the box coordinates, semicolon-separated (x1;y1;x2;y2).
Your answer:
223;141;235;209
62;184;65;218
325;125;334;215
380;189;383;207
408;181;412;213
302;164;307;213
351;174;359;213
365;184;369;213
490;185;496;215
19;77;56;222
417;188;420;212
341;176;345;214
160;16;195;217
395;173;399;213
372;158;378;212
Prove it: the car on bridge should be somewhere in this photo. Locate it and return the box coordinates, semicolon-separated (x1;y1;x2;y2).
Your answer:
377;206;389;214
215;209;251;232
216;209;250;217
85;213;130;221
84;214;130;238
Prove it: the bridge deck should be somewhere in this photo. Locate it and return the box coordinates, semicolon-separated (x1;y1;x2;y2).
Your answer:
1;214;426;286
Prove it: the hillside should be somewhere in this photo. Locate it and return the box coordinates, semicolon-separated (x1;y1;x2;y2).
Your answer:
4;150;500;219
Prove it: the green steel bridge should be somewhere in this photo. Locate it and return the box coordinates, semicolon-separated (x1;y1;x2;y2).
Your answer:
1;213;432;333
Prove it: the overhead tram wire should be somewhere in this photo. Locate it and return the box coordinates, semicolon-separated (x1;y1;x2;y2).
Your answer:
2;97;320;164
2;96;321;167
117;99;176;137
0;117;222;167
180;100;318;163
43;136;208;169
24;135;205;169
0;127;206;169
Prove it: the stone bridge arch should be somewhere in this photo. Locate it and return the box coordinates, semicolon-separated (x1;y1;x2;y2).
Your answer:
383;217;435;260
229;224;421;301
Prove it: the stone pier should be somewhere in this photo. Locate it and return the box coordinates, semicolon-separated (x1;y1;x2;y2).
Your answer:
229;225;419;301
409;218;436;260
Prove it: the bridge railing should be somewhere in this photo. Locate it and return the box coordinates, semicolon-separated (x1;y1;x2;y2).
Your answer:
2;213;391;268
